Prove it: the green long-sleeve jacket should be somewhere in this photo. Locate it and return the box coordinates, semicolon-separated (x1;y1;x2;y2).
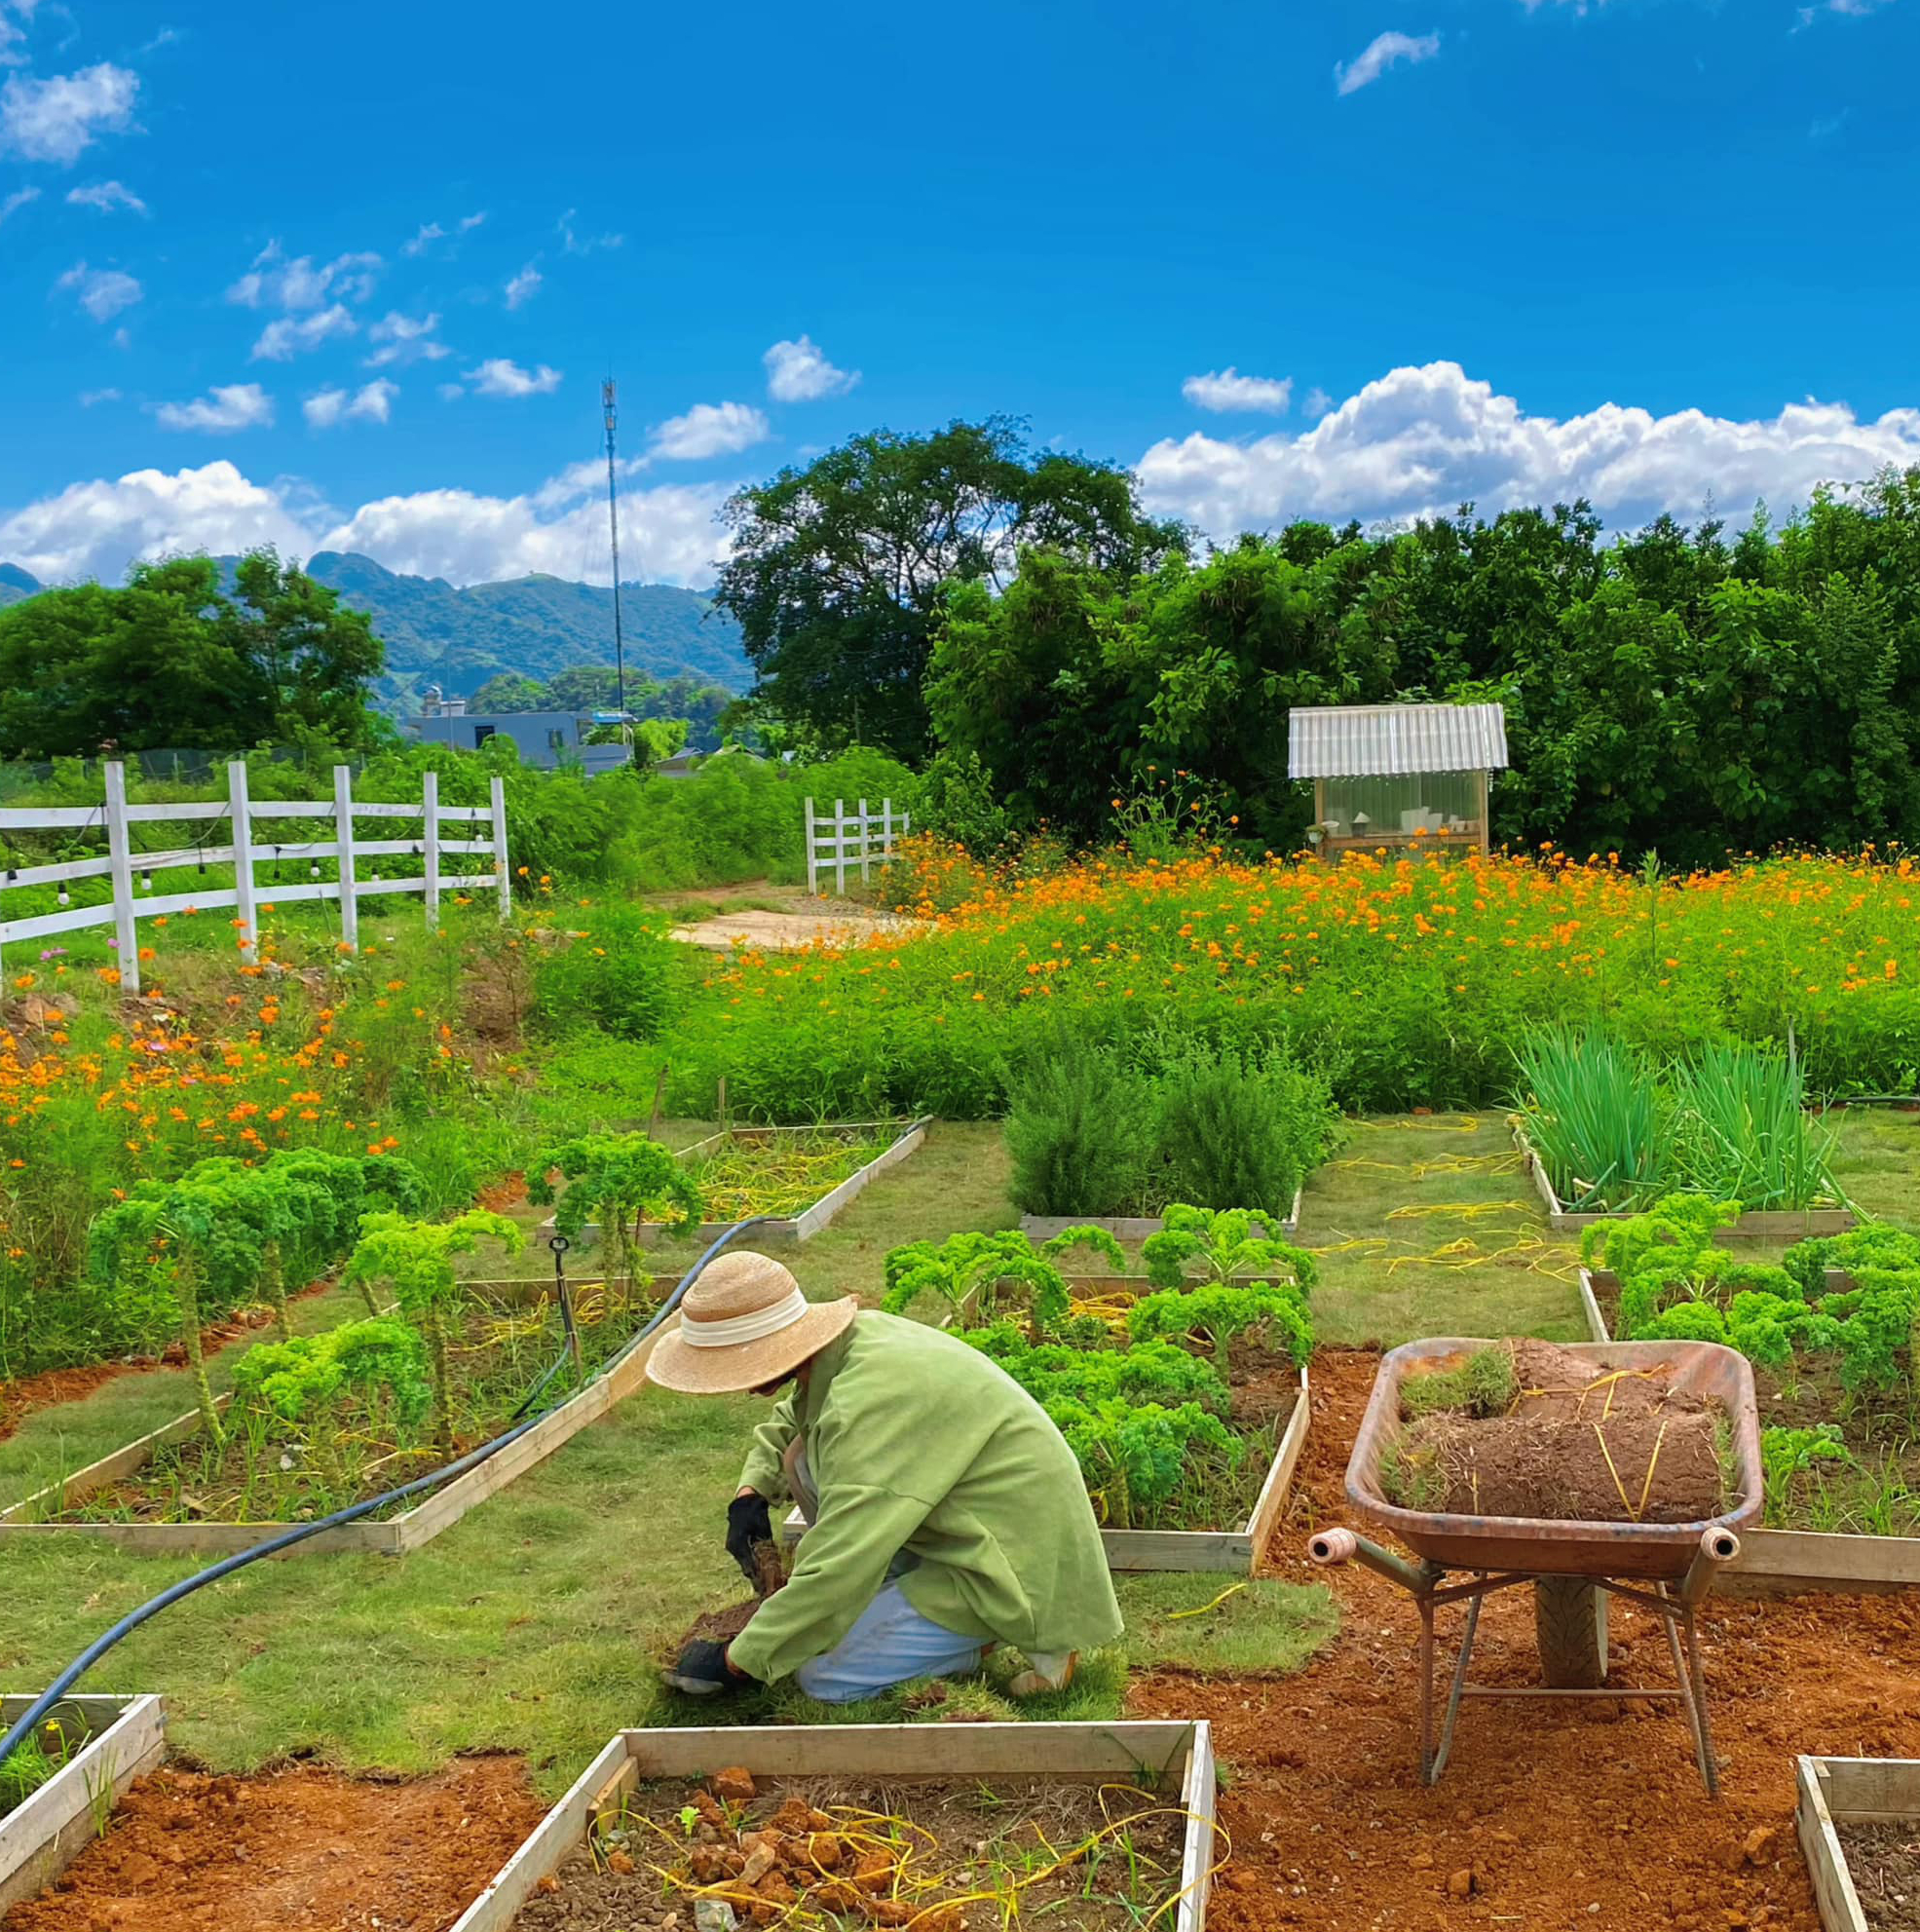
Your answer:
727;1311;1122;1685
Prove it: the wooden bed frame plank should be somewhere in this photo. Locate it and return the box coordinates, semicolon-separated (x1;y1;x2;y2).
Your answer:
450;1723;1213;1932
0;1694;166;1917
0;1322;667;1559
1794;1755;1920;1932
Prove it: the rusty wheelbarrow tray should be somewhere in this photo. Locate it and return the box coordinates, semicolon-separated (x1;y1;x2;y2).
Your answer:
1309;1337;1763;1796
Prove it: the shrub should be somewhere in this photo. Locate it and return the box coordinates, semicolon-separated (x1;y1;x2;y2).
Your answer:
1003;1034;1157;1217
1151;1041;1336;1218
530;904;680;1043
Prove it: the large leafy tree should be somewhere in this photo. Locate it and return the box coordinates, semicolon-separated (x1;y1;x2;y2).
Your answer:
713;417;1185;758
0;549;384;759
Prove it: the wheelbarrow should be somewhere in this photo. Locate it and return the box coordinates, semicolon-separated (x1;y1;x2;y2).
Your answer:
1308;1338;1762;1796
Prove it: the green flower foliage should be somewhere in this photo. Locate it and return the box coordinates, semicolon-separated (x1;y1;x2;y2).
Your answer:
880;1231;1073;1332
232;1317;432;1433
1142;1204;1317;1293
1126;1280;1314;1370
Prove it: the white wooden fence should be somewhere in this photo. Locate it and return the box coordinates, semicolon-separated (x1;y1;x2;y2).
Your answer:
0;761;509;996
804;796;909;896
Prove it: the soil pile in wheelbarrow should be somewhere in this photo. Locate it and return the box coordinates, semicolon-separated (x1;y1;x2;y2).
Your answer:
1383;1340;1728;1524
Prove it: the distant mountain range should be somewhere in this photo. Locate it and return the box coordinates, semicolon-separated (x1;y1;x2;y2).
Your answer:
0;552;753;715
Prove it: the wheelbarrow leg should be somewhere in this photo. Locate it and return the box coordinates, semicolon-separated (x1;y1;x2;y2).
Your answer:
1421;1586;1484;1786
1656;1585;1720;1797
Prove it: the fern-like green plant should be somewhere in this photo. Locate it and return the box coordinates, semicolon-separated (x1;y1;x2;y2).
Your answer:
526;1133;701;1288
1125;1280;1314;1371
881;1231;1073;1334
340;1210;523;1449
1142;1204;1317;1294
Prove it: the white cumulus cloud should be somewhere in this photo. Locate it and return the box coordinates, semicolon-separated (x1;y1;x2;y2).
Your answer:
0;61;138;164
0;182;36;222
1135;360;1920;541
66;177;145;213
1336;29;1441;95
556;207;621;255
227;243;381;311
251;302;357;361
0;459;734;591
53;259;140;322
0;0;34;68
303;379;397;429
153;383;275;433
504;263;542;310
649;400;772;461
1303;387;1335;419
764;334;859;403
1183;368;1293;414
365;310;451;367
466;357;562;398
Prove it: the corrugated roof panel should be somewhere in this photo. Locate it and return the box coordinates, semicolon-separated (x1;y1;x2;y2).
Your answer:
1287;702;1508;778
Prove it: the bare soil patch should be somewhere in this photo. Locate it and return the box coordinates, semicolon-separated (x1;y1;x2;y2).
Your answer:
0;1757;545;1932
1840;1821;1920;1929
512;1769;1187;1931
667;907;926;954
1216;1345;1920;1931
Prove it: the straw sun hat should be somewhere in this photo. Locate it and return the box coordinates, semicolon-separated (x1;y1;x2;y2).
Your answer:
645;1251;857;1395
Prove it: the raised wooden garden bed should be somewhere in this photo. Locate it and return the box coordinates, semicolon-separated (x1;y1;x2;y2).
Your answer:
448;1721;1218;1932
0;1305;672;1559
785;1342;1310;1576
1515;1126;1854;1239
1020;1185;1301;1244
0;1695;166;1917
546;1119;927;1248
1797;1754;1920;1932
1579;1268;1920;1597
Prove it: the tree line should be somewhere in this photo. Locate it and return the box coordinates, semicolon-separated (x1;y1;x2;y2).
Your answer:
711;422;1920;865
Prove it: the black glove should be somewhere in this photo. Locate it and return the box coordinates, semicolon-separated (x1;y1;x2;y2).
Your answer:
726;1492;773;1584
661;1638;754;1698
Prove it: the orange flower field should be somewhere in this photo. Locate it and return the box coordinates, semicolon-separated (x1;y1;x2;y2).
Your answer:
671;841;1920;1120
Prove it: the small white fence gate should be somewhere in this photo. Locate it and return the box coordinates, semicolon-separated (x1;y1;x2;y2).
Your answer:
0;761;509;996
804;796;909;896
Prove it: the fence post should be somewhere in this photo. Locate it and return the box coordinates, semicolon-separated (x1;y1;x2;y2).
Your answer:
490;776;510;923
229;761;258;964
834;798;847;896
422;769;441;931
103;760;140;997
805;797;818;897
858;798;870;886
332;763;359;955
881;797;894;864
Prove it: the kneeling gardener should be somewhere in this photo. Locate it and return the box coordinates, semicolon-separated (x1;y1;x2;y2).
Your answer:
649;1251;1121;1703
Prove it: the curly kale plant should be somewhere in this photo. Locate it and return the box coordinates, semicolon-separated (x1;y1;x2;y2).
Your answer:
1759;1422;1857;1524
232;1317;432;1485
526;1133;701;1287
1046;1395;1244;1529
341;1210;523;1449
1126;1280;1314;1370
1142;1204;1317;1294
881;1230;1080;1334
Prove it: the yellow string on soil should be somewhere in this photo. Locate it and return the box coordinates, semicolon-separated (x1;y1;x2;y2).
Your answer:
1384;1199;1536;1221
1591;1421;1638;1521
1164;1581;1248;1620
1411;1151;1525;1180
1637;1419;1672;1520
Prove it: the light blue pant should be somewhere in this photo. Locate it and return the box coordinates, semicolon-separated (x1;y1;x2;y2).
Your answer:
787;1440;983;1705
795;1579;986;1705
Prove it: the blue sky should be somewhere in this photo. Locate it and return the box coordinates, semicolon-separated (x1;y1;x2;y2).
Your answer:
1;0;1916;589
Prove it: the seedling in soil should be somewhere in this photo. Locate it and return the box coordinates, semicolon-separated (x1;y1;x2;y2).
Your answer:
0;1717;81;1820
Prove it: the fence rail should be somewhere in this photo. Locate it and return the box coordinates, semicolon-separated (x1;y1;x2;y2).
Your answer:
0;762;509;995
804;796;909;896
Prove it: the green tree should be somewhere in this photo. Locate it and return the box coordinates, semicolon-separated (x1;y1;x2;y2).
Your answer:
468;671;548;712
713;418;1184;758
0;549;383;758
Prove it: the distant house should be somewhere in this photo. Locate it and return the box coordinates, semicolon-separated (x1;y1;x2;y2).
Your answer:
411;687;631;776
1288;701;1508;854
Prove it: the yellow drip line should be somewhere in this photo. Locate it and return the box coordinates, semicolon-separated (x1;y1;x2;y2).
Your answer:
1385;1199;1536;1221
1591;1421;1638;1522
1165;1581;1247;1620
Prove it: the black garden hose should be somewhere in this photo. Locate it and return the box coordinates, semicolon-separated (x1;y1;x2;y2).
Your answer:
0;1214;777;1778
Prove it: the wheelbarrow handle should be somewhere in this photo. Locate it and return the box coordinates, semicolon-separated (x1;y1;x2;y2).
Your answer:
1679;1526;1741;1605
1308;1527;1439;1597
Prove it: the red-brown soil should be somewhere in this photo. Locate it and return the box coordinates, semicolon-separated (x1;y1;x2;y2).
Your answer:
1;1758;546;1932
1149;1346;1920;1932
